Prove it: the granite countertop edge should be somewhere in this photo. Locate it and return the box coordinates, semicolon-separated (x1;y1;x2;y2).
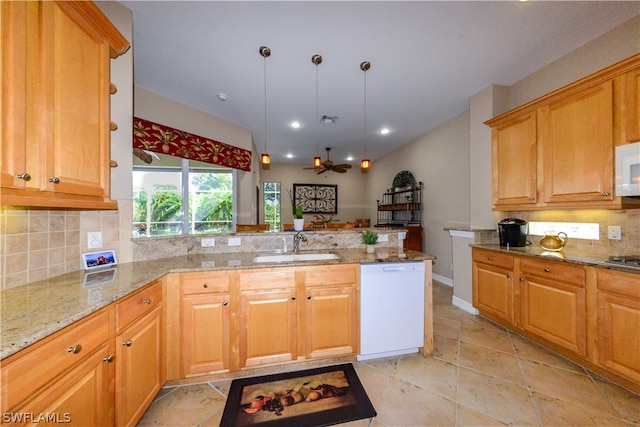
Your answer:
1;248;435;360
470;243;640;274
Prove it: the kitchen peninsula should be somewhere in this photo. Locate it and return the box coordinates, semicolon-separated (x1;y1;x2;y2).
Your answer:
0;228;435;426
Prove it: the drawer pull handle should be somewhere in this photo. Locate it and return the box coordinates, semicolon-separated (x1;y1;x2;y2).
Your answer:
203;283;208;288
223;301;228;306
123;340;133;347
103;354;114;363
143;298;152;304
48;177;60;184
544;268;550;272
67;344;82;354
487;256;493;260
16;173;31;181
602;192;610;197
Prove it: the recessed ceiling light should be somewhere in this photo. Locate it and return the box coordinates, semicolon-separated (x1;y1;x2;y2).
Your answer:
216;93;227;102
379;128;390;135
346;156;354;161
286;153;294;158
290;121;302;129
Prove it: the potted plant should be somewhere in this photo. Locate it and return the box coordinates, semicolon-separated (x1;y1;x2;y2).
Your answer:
293;205;305;231
361;230;379;253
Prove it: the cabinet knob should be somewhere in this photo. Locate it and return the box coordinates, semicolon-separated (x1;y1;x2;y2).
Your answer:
506;274;511;278
529;197;535;201
602;192;610;197
223;301;228;306
291;296;296;300
519;277;524;282
143;298;152;304
16;173;31;181
203;283;208;288
307;296;311;300
103;354;114;363
67;344;82;354
487;256;493;261
544;268;550;272
123;340;133;347
48;177;60;184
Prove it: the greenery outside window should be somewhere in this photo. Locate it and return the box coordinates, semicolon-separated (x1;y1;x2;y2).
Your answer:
263;182;281;231
133;153;234;237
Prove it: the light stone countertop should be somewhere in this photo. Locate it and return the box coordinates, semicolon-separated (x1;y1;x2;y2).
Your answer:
0;248;435;360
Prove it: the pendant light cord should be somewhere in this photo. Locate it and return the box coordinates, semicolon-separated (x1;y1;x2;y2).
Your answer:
263;54;267;154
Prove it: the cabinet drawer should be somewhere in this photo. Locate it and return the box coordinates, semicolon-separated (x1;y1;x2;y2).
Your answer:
304;264;357;287
181;271;230;295
116;281;163;331
472;249;514;270
1;310;109;412
520;258;585;286
597;269;640;299
239;268;295;291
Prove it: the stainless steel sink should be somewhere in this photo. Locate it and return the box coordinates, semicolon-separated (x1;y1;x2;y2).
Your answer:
252;252;342;263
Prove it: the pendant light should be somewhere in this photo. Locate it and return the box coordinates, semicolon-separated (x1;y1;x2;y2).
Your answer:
312;54;323;169
259;46;271;169
360;61;371;173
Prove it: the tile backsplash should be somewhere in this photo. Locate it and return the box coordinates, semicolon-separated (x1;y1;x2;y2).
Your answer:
0;207;122;289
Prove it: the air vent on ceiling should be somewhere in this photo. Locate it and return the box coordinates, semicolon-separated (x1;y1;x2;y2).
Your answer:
320;115;338;124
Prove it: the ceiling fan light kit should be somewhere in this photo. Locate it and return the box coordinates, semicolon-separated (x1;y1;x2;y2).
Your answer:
259;45;271;169
304;147;353;174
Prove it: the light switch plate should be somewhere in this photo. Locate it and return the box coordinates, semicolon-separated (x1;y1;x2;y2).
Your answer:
201;238;215;247
378;233;389;242
608;225;622;240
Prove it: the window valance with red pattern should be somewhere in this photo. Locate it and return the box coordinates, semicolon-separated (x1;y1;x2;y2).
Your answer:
133;117;252;171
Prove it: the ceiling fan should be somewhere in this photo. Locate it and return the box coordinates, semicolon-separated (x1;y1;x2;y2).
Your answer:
304;147;352;174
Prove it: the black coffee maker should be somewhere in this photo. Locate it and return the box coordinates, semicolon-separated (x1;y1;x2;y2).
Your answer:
498;218;528;247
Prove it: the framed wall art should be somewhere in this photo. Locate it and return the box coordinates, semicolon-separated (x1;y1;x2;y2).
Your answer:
293;184;337;214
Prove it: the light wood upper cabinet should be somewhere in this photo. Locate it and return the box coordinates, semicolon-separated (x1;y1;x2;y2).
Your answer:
486;54;640;211
0;1;129;209
491;112;537;208
539;81;614;206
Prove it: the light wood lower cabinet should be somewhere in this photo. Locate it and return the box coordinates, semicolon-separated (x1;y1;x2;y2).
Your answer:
519;257;587;356
0;309;114;426
115;282;164;427
472;249;515;324
180;272;231;376
596;269;640;384
238;269;298;368
472;248;640;394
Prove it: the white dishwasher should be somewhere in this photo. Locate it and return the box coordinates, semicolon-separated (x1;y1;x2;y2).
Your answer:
358;262;425;361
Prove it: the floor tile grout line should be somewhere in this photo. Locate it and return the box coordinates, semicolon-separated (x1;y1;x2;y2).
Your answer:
584;368;630;423
510;330;544;427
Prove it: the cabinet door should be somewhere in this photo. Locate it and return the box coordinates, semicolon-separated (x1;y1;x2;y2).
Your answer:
623;66;640;142
0;1;33;190
473;262;514;324
520;275;586;356
491;112;537;208
182;293;230;375
305;286;357;359
539;81;615;204
239;290;297;368
115;306;163;427
18;346;113;427
37;1;111;197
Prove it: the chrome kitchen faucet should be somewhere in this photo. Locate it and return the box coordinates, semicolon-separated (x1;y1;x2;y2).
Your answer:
293;232;307;253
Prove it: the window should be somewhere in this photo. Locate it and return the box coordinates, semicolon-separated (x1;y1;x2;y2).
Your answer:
133;153;234;237
263;182;281;231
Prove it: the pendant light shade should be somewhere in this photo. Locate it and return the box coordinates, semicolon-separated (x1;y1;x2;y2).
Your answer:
259;46;271;170
360;61;371;173
312;54;323;169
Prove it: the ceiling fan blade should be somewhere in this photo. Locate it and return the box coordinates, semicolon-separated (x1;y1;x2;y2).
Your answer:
334;164;352;169
332;167;347;173
316;168;329;174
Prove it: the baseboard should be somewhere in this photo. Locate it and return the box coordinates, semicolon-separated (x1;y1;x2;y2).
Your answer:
433;273;453;287
452;296;479;315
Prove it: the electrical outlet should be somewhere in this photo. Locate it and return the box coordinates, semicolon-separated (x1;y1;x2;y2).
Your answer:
228;237;241;246
378;233;389;242
608;225;622;240
87;231;102;249
201;238;215;247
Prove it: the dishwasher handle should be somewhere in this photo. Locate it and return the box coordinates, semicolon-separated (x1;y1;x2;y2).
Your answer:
381;266;421;273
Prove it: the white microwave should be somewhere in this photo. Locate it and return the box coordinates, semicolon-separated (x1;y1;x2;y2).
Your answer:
615;141;640;198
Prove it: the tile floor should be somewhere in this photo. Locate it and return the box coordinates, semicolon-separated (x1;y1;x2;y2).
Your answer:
137;282;640;426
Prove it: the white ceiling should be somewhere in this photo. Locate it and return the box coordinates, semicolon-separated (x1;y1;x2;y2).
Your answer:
120;1;639;166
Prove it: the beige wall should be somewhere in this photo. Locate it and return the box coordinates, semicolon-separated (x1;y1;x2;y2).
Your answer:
260;163;370;224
